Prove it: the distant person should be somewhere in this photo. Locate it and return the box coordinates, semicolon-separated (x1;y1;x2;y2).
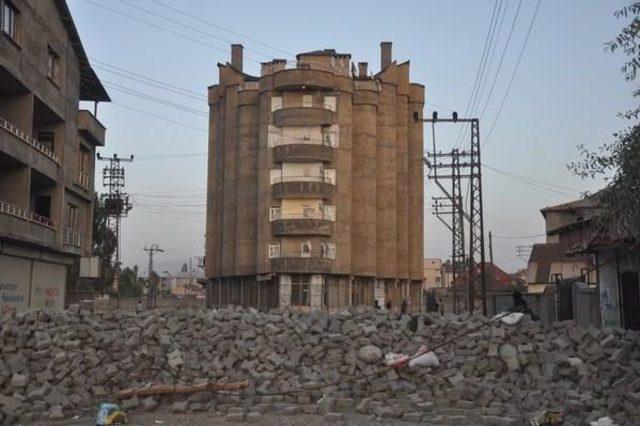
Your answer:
426;290;440;313
374;300;381;310
401;299;408;314
510;290;539;321
385;301;392;311
136;299;143;313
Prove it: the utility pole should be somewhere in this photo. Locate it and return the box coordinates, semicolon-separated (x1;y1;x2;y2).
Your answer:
143;244;164;308
97;153;134;296
418;111;487;315
489;231;494;296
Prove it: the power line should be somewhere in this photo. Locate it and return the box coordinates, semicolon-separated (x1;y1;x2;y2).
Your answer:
478;0;523;120
483;163;581;196
118;0;274;60
103;80;208;116
485;0;543;144
151;0;294;58
81;0;261;64
109;103;207;132
493;232;546;239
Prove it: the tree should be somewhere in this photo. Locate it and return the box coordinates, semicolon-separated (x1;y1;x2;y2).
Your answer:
568;4;640;242
92;193;117;292
119;265;143;298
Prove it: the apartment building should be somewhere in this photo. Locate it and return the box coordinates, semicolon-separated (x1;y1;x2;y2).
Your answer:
423;258;443;289
0;0;109;310
205;43;424;312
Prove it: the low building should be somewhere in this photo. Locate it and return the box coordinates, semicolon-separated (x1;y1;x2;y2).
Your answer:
0;0;109;311
423;258;442;289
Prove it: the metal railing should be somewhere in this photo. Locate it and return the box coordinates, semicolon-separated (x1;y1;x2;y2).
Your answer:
270;133;335;147
271;211;329;221
0;116;60;164
270;174;335;185
268;249;336;260
0;200;55;229
75;171;90;189
63;227;82;247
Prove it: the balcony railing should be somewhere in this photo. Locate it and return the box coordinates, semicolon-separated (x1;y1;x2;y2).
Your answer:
0;200;55;229
75;171;90;190
271;211;327;221
0;116;60;164
270;174;336;185
63;227;82;247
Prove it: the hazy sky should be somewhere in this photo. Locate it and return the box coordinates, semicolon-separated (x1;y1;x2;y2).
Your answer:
69;0;633;275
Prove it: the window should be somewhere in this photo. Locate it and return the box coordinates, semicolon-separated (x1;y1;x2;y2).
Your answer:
291;274;310;306
1;1;18;41
300;241;311;258
268;243;280;259
79;146;90;173
271;96;282;112
302;94;312;108
37;131;55;152
269;205;281;221
302;205;314;218
323;205;336;221
269;169;282;185
322;242;336;260
47;47;60;83
66;203;79;229
324;95;337;112
324;169;336;185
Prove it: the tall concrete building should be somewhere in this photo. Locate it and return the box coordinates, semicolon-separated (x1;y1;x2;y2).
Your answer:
205;43;424;311
0;0;109;310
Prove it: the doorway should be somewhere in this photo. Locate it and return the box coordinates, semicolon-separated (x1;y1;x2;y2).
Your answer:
620;271;640;330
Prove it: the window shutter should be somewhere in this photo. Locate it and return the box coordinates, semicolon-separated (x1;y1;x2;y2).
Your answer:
271;96;282;112
324;96;337;112
324;205;336;221
324;169;336;185
268;243;280;259
270;169;282;185
326;243;336;260
302;95;312;108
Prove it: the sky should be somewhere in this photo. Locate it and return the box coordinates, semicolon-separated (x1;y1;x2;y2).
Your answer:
68;0;634;275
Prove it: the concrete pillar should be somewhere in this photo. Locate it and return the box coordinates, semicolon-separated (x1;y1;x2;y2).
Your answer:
279;274;291;307
310;274;324;311
375;279;386;307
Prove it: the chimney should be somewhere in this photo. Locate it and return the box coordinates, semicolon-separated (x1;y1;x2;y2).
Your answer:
231;44;243;72
380;41;392;70
358;62;368;78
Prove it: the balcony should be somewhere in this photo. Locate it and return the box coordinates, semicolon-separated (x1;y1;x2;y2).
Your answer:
0;116;60;178
75;171;90;191
272;217;333;236
63;227;82;248
270;256;333;274
0;200;57;248
77;110;105;146
271;176;334;200
273;143;333;162
273;107;334;127
273;68;336;91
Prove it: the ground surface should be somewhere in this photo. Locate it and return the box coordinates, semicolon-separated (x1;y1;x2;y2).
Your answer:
31;409;486;426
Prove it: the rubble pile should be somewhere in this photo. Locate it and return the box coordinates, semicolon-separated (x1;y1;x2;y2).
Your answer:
1;306;639;425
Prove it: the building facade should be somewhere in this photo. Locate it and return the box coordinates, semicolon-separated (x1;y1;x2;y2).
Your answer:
423;258;442;289
205;43;424;311
0;0;109;310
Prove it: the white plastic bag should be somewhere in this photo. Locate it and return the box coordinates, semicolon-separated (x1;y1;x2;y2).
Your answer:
493;312;524;325
385;352;409;367
408;351;439;368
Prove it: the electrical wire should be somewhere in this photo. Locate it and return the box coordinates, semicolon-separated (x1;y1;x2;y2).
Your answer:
485;0;543;144
109;103;207;132
492;232;546;239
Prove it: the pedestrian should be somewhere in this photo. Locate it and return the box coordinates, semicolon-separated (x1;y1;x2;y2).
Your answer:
374;300;381;310
385;301;392;311
135;299;143;313
509;290;539;321
401;299;408;314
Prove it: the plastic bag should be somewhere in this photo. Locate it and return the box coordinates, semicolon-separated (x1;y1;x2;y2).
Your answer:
385;352;409;368
408;351;439;368
493;312;524;325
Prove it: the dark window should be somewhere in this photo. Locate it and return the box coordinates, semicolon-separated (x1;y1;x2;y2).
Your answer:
33;195;51;218
37;131;55;152
1;1;18;41
47;47;60;82
291;274;310;306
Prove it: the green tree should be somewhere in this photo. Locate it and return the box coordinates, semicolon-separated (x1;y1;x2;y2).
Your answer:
119;265;143;298
568;3;640;241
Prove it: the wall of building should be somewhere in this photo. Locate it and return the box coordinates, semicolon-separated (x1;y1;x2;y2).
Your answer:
205;44;424;310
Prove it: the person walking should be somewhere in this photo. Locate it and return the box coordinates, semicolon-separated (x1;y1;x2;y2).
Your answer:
374;300;381;310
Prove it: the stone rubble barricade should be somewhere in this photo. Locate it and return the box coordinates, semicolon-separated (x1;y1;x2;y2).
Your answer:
0;305;639;425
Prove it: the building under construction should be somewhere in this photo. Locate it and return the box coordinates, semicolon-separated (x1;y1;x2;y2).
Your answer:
204;43;424;311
